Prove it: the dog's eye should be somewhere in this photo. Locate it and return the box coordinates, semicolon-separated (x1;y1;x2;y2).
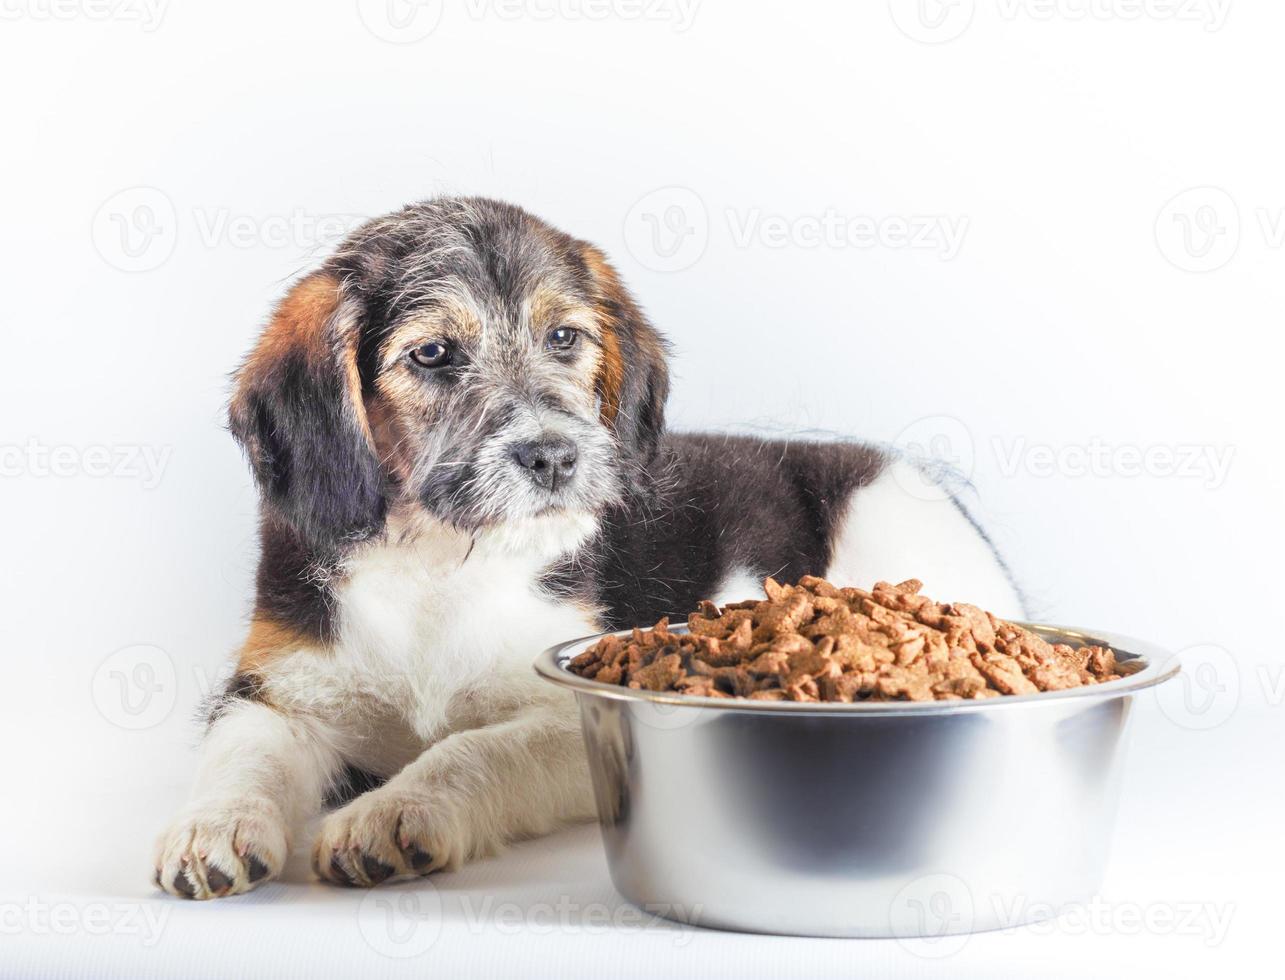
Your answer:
546;326;578;351
409;342;451;368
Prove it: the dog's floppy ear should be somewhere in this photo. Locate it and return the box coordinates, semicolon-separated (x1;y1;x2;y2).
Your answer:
228;271;385;550
582;245;671;461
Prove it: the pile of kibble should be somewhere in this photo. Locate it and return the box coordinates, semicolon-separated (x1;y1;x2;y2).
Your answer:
567;576;1123;702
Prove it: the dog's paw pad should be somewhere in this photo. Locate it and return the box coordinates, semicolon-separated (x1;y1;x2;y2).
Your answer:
247;854;270;883
171;868;197;899
154;806;287;900
361;855;396;884
313;788;465;888
327;854;355;886
204;865;234;895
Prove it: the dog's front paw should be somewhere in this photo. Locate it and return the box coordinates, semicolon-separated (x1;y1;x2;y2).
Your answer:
312;787;471;887
154;802;287;900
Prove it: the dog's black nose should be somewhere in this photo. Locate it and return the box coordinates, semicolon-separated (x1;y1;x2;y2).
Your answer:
511;438;578;491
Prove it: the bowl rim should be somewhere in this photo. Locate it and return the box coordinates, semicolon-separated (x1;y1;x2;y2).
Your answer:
533;622;1181;715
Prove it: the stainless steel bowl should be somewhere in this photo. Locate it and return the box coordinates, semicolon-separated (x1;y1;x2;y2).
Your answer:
534;623;1179;938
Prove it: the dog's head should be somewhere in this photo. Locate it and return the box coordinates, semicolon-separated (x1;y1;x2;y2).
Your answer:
229;198;669;554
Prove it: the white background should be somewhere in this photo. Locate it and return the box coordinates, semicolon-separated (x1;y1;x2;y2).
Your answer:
1;1;1281;977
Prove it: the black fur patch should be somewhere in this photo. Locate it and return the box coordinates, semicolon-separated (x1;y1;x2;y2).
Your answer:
204;670;267;727
324;764;387;809
254;516;337;642
228;303;386;553
545;434;886;629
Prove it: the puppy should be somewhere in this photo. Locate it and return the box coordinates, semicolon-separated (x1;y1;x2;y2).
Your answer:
154;197;1022;899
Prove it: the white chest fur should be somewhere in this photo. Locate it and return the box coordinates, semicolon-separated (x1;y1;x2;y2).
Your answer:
328;515;600;744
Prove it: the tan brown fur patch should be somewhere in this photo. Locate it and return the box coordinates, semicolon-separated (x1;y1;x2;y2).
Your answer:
236;616;319;677
580;246;629;427
242;272;341;376
595;320;625;427
233;271;375;448
528;283;605;403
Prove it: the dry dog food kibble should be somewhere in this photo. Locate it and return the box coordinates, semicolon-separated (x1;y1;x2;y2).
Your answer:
568;577;1125;702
